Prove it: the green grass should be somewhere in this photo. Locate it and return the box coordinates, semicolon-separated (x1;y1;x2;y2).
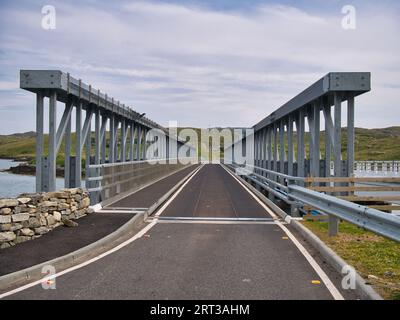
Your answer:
302;220;400;300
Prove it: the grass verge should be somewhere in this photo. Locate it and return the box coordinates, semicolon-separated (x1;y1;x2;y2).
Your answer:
301;219;400;300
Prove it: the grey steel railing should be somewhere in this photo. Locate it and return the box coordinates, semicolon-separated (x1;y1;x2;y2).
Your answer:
227;163;400;242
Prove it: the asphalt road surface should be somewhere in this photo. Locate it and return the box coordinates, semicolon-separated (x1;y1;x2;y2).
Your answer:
2;164;354;300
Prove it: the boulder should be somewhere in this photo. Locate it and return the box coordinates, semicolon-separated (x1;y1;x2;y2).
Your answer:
12;213;30;222
0;199;18;208
0;208;12;215
34;227;50;235
28;217;41;228
0;231;16;243
53;211;62;222
20;228;35;236
0;215;12;224
62;218;78;227
17;197;31;204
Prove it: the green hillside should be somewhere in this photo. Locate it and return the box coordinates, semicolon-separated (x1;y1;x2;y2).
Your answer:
0;127;399;167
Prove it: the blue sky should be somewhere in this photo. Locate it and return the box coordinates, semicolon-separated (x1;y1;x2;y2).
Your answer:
0;0;399;134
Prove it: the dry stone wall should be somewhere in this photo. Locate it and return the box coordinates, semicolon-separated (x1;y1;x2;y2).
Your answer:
0;188;93;249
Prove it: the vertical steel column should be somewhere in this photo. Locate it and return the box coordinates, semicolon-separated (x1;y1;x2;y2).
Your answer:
287;114;294;176
113;117;119;162
330;92;342;236
312;101;320;178
142;128;148;160
129;122;134;161
85;108;91;189
109;114;115;163
75;102;82;187
136;125;142;160
273;123;278;172
296;109;305;179
323;103;333;178
262;128;267;171
279;120;285;175
35;92;44;192
267;127;272;171
101;114;107;164
307;107;314;177
94;110;100;165
121;119;126;162
48;91;57;191
347;96;355;177
64;100;72;188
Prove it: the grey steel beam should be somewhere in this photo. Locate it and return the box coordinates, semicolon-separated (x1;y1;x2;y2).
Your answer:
267;127;272;171
253;72;370;131
323;103;333;178
296;108;305;178
81;108;94;152
55;99;73;153
48;91;57;191
129;122;134;161
279;120;285;174
273;123;278;172
136;125;142;160
312;101;320;178
331;92;342;236
100;114;107;164
109;113;115;163
35;92;44;192
287;114;294;176
347;95;355;177
121;118;126;162
64;99;72;188
75;102;82;187
20;70;167;131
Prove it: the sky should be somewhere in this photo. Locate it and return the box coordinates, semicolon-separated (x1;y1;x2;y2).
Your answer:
0;0;399;134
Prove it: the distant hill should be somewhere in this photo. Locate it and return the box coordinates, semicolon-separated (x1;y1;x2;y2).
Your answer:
0;127;399;165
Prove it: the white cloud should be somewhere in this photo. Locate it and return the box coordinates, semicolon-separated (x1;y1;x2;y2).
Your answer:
0;1;399;134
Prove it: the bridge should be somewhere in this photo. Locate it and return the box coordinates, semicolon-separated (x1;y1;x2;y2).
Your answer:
0;70;399;300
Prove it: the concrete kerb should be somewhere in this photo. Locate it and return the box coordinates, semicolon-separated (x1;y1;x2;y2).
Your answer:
0;164;201;294
224;165;383;300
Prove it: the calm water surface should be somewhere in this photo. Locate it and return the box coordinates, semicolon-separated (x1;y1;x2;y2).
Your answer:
0;159;64;198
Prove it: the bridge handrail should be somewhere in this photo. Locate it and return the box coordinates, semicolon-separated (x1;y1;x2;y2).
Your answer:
227;163;400;242
288;185;400;242
88;157;197;169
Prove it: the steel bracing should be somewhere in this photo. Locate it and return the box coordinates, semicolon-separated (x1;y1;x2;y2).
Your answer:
20;70;187;193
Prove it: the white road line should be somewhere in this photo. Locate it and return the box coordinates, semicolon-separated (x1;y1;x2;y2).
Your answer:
221;164;345;300
0;165;204;299
155;219;282;225
154;164;204;217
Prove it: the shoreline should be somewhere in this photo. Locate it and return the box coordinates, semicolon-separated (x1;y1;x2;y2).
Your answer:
0;158;65;177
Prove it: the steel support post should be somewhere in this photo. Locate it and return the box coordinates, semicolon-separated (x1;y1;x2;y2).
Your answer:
109;114;115;163
75;102;82;187
262;128;267;173
121;119;126;162
287;114;294;176
347;96;355;177
312;101;320;178
267;127;272;171
323;103;333;178
85;110;91;189
273;123;278;172
330;92;342;236
48;91;57;192
64;99;72;188
296;108;305;179
136;126;142;160
129;122;134;161
35;92;44;192
113;118;119;162
307;107;314;177
101;114;107;164
279;120;285;176
142;128;148;160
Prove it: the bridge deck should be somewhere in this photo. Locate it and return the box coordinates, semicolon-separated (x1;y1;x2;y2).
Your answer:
2;164;354;300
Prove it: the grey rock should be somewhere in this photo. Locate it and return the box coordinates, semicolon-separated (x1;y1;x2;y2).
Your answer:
28;217;41;228
0;199;19;208
62;218;78;227
17;197;31;204
0;231;16;243
20;228;35;236
34;227;50;235
0;215;12;224
12;213;30;222
0;208;12;215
